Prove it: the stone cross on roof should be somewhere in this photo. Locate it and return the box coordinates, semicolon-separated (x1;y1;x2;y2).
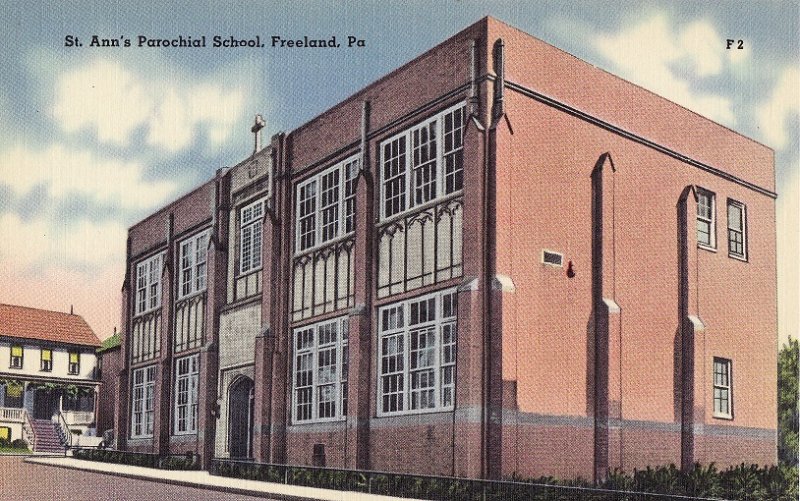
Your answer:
251;114;266;153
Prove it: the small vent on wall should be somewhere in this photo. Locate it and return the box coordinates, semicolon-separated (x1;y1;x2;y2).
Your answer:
542;250;564;267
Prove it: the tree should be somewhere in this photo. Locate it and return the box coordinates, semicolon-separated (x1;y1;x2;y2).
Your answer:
778;337;798;466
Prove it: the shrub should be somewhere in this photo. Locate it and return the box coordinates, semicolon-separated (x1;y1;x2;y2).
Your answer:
10;439;28;450
206;459;798;500
683;462;721;498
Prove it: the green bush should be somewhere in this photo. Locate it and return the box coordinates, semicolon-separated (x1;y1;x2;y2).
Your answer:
72;448;198;470
208;459;799;500
10;439;28;450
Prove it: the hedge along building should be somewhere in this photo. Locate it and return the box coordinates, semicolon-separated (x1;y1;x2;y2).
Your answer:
114;17;777;481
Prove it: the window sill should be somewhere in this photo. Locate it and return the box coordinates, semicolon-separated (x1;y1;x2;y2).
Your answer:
176;289;207;303
728;253;748;262
376;407;455;419
236;267;262;279
171;431;198;439
294;232;355;258
378;191;463;227
133;308;161;319
129;435;154;441
712;413;733;421
697;244;717;253
290;417;346;427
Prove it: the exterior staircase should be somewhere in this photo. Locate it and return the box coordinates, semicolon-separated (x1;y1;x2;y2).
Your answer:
30;419;65;454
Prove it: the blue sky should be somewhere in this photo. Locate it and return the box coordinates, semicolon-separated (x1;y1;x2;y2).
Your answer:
0;1;797;344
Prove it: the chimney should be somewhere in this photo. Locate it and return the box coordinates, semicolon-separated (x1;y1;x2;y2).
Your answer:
70;304;74;315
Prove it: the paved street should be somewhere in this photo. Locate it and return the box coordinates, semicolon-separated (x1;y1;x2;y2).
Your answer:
0;456;273;501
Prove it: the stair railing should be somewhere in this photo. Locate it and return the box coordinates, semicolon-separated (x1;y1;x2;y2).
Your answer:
54;411;73;453
21;409;36;451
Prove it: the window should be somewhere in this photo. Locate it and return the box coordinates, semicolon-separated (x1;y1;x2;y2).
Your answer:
179;231;208;298
9;345;22;369
3;382;22;408
40;348;52;372
542;250;564;267
135;253;163;315
68;351;80;375
713;358;733;418
378;289;457;416
63;392;94;412
292;317;349;423
380;103;465;219
174;354;199;434
295;156;359;253
727;200;747;260
239;199;265;275
131;365;156;438
696;189;715;249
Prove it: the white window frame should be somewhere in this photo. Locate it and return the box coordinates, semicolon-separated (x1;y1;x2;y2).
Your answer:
294;155;359;254
379;102;466;221
377;288;458;417
135;253;164;315
40;348;52;372
9;345;23;369
696;188;716;250
727;199;747;260
173;354;199;434
291;316;349;424
239;198;265;275
179;230;209;299
131;365;156;438
68;351;80;375
712;357;733;419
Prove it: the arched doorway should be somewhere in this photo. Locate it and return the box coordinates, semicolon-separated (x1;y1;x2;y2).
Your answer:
228;376;254;459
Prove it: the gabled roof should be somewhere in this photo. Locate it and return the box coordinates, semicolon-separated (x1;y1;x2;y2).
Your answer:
98;332;121;352
0;303;101;348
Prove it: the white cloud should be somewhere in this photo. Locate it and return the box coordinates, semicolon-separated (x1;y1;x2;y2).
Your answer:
53;59;153;145
756;66;800;150
51;58;245;152
0;212;126;270
0;143;176;209
147;83;245;152
594;14;736;125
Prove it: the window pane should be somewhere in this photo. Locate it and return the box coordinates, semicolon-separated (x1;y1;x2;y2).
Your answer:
378;289;458;415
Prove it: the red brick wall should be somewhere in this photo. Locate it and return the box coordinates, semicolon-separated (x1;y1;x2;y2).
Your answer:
485;17;774;191
96;347;122;435
129;181;214;258
494;29;777;478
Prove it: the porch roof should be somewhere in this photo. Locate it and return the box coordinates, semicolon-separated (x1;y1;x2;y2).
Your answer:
0;304;101;348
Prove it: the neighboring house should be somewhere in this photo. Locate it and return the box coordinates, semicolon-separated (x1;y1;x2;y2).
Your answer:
0;304;101;450
95;331;122;439
113;17;777;481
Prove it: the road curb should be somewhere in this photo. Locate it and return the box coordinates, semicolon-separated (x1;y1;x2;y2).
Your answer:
23;457;348;501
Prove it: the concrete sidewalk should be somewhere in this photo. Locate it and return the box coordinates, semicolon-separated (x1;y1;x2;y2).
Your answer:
25;456;425;501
